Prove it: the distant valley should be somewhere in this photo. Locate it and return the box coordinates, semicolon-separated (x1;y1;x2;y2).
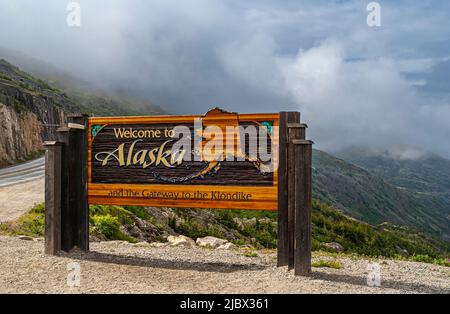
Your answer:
313;148;450;241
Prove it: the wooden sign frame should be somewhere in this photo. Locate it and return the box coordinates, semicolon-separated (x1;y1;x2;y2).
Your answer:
43;109;313;276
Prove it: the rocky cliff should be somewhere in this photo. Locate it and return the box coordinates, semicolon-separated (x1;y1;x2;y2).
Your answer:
0;104;54;166
0;60;75;166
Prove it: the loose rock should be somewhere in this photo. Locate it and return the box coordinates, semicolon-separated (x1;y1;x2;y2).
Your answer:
217;242;236;250
167;235;195;247
196;236;228;249
323;242;344;252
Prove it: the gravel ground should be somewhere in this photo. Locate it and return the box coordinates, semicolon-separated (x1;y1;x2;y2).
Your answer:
0;235;448;294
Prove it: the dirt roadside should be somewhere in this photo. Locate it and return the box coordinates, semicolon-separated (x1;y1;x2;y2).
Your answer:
0;178;44;222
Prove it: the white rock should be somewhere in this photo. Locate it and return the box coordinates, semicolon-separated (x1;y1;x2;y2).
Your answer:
239;217;257;227
196;236;228;249
18;235;33;241
167;235;195;247
233;218;244;229
217;242;236;250
323;242;344;252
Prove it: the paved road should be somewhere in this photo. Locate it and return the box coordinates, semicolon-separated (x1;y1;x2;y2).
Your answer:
0;157;45;188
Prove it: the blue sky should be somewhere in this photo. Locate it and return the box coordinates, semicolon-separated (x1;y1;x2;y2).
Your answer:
0;0;449;157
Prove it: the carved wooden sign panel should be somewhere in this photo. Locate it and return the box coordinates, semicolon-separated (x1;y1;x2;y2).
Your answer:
88;108;279;210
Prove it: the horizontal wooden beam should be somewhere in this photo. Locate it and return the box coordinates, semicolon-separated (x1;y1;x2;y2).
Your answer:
287;123;308;129
68;122;86;130
291;139;314;145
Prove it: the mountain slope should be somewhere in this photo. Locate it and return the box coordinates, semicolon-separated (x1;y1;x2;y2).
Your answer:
0;59;73;166
337;146;450;194
0;49;165;116
312;149;450;241
336;148;450;218
0;58;164;167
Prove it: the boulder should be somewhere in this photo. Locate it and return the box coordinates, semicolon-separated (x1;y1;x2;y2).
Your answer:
243;217;257;226
167;235;195;247
323;242;344;252
196;236;228;249
217;242;236;250
233;218;244;230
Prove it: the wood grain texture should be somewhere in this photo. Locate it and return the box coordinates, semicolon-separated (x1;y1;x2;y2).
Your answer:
277;111;300;267
287;124;304;269
294;140;313;276
87;110;279;211
44;141;62;255
57;115;89;253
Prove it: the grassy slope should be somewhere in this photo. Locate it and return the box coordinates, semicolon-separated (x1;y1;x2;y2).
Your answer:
312;149;450;240
1;201;448;267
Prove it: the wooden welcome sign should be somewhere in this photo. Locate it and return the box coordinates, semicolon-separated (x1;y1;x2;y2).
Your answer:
44;108;313;276
87;108;279;210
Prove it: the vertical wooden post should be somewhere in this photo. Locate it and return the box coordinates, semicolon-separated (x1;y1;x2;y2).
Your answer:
68;114;89;251
56;114;89;252
287;123;307;269
293;139;313;276
44;141;63;255
277;111;300;267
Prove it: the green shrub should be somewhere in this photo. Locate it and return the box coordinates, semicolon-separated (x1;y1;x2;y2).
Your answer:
432;258;450;267
90;214;120;239
89;205;134;225
312;259;342;269
19;212;45;236
0;74;12;81
30;203;45;215
124;206;150;220
172;217;225;240
0;203;46;237
239;220;277;249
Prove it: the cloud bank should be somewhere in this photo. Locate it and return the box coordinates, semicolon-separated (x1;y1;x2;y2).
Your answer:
0;0;449;157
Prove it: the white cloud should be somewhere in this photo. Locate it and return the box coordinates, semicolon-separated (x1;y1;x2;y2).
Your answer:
0;0;449;157
279;39;446;154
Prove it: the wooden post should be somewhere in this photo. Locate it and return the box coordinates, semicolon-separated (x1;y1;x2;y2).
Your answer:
56;114;89;252
287;123;307;269
277;111;300;267
44;141;63;255
293;139;313;276
68;114;89;252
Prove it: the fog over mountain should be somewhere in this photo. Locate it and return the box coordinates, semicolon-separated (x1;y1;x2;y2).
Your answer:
1;0;449;157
